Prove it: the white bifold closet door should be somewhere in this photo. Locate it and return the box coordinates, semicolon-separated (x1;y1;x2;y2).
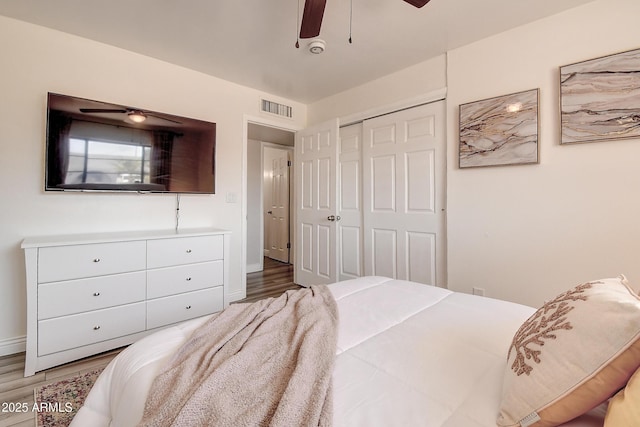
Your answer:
294;100;446;287
362;101;446;286
294;119;340;286
337;123;364;281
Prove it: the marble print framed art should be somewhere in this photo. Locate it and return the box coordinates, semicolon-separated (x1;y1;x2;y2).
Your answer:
459;88;539;168
560;47;640;144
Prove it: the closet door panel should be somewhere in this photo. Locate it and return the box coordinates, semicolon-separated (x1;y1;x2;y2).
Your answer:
371;228;397;279
363;101;446;285
294;119;339;285
339;226;361;278
405;149;435;213
406;231;436;285
371;155;396;212
338;123;363;280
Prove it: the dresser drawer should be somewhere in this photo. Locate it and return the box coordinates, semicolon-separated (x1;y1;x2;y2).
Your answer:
38;241;146;283
38;271;146;320
147;235;223;268
38;302;146;356
147;260;223;299
147;287;223;330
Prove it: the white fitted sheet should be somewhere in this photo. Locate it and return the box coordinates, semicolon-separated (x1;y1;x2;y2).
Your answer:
71;276;606;426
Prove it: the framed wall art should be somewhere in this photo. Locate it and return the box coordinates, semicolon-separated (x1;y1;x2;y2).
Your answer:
560;47;640;144
459;88;539;168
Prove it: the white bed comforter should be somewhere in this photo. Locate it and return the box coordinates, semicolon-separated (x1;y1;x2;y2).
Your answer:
71;276;606;427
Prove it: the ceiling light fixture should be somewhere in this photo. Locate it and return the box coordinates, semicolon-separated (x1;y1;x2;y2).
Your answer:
128;111;147;123
308;39;326;54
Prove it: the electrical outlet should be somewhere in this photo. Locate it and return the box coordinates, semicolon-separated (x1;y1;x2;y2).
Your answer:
472;287;485;296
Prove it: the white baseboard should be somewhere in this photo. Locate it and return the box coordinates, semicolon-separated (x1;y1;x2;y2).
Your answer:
227;290;246;303
0;335;26;356
246;263;262;273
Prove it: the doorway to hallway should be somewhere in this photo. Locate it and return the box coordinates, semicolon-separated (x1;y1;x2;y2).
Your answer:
246;122;295;274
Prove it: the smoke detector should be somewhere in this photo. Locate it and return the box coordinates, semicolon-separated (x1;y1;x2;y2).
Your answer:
308;39;326;54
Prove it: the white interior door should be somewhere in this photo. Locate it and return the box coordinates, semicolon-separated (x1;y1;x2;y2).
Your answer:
294;119;339;286
363;101;446;286
338;123;363;281
264;146;291;263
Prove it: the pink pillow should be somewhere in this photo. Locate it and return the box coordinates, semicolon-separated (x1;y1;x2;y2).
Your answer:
605;367;640;426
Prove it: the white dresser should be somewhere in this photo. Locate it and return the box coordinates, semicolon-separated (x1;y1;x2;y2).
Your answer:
21;228;230;377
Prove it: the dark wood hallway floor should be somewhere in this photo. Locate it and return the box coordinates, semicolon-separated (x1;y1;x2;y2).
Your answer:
239;257;301;303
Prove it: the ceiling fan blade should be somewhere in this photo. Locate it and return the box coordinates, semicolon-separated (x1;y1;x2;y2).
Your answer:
147;113;182;124
299;0;327;39
79;108;128;113
403;0;431;8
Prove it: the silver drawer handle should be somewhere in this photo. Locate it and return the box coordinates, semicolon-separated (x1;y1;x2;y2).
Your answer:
186;305;192;310
93;292;101;297
186;249;192;253
93;326;101;330
93;258;101;263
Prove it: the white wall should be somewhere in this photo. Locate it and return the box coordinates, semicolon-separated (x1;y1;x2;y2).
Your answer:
308;54;447;124
0;16;306;354
446;0;640;307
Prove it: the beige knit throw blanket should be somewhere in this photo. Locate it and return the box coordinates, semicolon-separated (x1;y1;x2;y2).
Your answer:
138;285;338;427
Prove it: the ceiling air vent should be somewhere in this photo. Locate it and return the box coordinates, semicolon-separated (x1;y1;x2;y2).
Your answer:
261;99;293;119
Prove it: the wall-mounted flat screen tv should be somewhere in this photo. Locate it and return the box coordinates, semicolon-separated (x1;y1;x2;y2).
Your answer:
45;93;216;194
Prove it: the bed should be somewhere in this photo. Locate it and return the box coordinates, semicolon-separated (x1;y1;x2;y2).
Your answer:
70;275;640;426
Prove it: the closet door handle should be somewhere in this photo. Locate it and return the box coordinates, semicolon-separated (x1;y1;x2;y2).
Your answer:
327;215;336;221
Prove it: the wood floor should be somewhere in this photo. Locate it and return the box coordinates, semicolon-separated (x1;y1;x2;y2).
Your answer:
240;257;301;303
0;258;297;427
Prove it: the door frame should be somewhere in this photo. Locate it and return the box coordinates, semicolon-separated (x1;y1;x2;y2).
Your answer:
243;115;301;297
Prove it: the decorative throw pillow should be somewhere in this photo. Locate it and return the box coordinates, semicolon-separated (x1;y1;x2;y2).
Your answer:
497;275;640;427
604;367;640;426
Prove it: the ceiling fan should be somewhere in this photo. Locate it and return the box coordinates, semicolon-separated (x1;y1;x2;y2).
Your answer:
299;0;432;39
79;108;181;124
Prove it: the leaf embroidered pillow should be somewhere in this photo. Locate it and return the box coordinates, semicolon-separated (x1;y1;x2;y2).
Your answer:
497;275;640;427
